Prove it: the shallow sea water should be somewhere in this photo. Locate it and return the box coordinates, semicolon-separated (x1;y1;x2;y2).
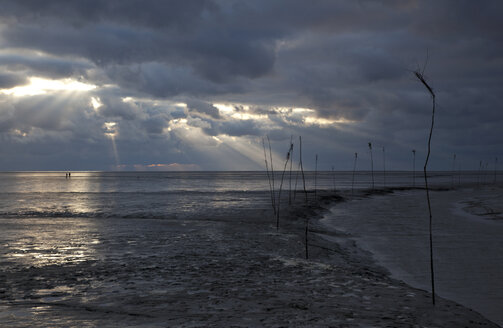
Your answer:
0;170;484;220
0;171;500;326
323;184;503;326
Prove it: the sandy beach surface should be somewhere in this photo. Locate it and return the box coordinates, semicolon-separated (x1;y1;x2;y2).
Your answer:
322;185;503;327
1;186;501;327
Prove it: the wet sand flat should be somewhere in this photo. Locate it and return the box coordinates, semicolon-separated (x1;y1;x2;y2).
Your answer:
323;185;503;326
1;190;500;327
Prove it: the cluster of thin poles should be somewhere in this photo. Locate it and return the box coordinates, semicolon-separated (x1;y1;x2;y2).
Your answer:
356;142;387;190
445;154;499;188
476;159;500;186
260;63;496;305
263;135;312;258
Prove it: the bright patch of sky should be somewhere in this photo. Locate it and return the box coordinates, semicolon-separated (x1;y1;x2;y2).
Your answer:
1;77;96;96
0;1;501;170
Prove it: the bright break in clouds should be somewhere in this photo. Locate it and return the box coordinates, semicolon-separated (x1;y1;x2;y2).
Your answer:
0;0;502;171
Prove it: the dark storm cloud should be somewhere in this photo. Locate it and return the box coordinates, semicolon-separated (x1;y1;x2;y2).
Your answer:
98;96;142;121
142;114;168;135
0;72;27;88
1;0;214;30
202;119;262;137
0;52;93;80
186;99;220;119
105;63;243;98
1;0;276;84
0;0;502;170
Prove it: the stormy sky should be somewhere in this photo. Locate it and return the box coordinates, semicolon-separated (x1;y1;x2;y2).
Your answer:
0;0;501;171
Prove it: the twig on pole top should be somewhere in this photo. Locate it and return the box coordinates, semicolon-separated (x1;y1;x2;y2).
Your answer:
414;71;435;98
276;142;293;230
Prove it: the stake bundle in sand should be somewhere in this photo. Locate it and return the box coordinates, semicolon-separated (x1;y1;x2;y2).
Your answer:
276;141;293;230
414;68;436;305
262;137;276;218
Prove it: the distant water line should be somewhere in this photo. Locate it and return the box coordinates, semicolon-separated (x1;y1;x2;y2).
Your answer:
0;171;498;221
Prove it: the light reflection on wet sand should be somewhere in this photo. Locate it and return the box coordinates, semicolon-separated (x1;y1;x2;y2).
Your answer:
1;218;100;267
0;216;231;327
1;172;500;327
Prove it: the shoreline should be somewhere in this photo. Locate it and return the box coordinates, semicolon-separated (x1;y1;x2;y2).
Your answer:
0;186;501;327
299;186;501;327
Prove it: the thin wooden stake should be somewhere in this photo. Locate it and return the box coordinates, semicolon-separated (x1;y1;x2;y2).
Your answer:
267;136;275;203
412;149;416;187
262;138;276;218
451;154;456;189
299;136;309;260
382;146;386;187
305;217;309;260
414;68;436;306
289;136;294;205
369;142;374;190
314;154;318;200
458;164;461;186
276;143;293;230
293;161;300;201
478;160;482;186
332;165;336;192
299;136;308;203
495;157;498;184
352;152;358;195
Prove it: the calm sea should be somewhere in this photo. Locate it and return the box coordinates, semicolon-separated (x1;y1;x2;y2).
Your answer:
0;170;490;220
0;171;500;326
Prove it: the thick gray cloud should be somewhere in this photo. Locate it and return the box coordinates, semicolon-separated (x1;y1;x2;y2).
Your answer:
0;0;502;170
186;99;220;119
0;52;93;79
0;72;27;88
202;119;262;137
